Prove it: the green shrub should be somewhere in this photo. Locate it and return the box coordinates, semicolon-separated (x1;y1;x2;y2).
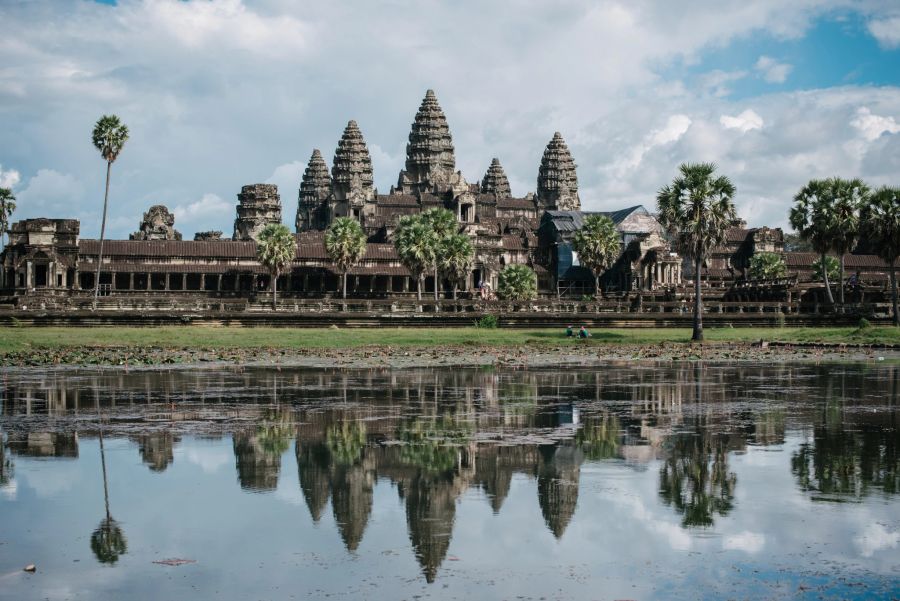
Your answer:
475;315;498;329
497;265;537;301
857;317;871;330
749;252;787;280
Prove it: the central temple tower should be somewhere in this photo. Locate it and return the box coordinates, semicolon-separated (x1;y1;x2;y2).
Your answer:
397;89;456;195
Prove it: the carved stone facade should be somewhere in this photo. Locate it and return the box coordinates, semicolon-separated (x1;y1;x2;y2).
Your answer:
296;149;331;232
481;158;511;198
130;205;181;241
233;184;282;242
397;89;456;194
194;231;223;241
329;121;374;220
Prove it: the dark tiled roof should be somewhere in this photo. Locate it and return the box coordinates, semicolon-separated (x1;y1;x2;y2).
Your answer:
496;198;536;210
79;239;257;258
501;235;524;250
80;261;267;274
726;228;751;243
785;252;888;268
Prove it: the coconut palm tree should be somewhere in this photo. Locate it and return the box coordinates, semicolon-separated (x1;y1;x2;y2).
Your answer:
498;264;537;301
394;215;437;301
829;178;869;305
657;162;737;342
325;217;367;299
256;223;296;310
439;233;474;300
91;115;129;309
862;186;900;326
420;208;458;300
572;214;620;296
0;187;15;250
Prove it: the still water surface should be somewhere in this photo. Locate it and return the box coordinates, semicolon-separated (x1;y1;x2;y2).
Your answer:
0;363;898;600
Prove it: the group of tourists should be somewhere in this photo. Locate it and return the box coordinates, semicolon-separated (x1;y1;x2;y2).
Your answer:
565;325;591;339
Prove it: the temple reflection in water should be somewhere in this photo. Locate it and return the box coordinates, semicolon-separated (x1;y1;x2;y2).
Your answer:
1;364;898;582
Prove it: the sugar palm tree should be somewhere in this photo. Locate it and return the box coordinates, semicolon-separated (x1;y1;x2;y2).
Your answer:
0;187;15;250
862;186;900;326
256;223;296;310
790;180;836;303
91;418;127;565
439;233;474;300
657;162;737;342
325;217;367;299
498;264;537;301
749;252;786;280
394;215;437;301
91;115;129;309
572;214;620;296
421;208;458;300
829;178;869;305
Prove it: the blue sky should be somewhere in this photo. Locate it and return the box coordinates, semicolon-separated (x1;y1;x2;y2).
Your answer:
1;0;899;237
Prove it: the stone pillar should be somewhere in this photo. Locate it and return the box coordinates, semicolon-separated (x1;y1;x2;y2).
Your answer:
129;272;134;290
303;273;309;293
388;276;394;295
200;274;206;291
403;277;410;292
165;273;170;291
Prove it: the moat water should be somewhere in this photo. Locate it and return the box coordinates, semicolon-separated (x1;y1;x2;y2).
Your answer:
0;363;898;600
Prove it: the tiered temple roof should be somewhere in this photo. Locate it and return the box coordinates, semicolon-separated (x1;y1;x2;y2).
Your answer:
232;184;282;241
399;89;456;192
296;149;331;231
331;120;374;203
537;132;580;211
481;158;511;198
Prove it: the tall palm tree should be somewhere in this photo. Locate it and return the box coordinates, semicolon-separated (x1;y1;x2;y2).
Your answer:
862;186;900;326
394;215;437;301
420;208;458;300
91;115;129;309
790;180;836;304
256;223;296;310
325;217;367;299
439;233;474;300
657;162;737;342
829;178;869;305
0;187;15;250
572;214;620;296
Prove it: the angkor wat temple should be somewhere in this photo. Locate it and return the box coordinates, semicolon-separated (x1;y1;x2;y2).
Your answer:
1;90;893;311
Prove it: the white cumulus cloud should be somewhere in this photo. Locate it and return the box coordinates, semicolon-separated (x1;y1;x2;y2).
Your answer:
723;530;766;554
720;109;764;132
854;523;899;558
755;55;793;84
868;15;900;49
851;107;900;141
0;165;21;189
172;193;233;232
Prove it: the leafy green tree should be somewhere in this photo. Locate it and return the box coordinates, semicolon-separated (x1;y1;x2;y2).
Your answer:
497;264;537;301
421;208;458;300
572;214;620;296
0;187;16;249
791;178;869;305
812;256;840;285
394;215;438;301
439;233;474;300
325;217;367;299
657;163;737;342
91;115;129;308
749;251;786;280
862;186;900;325
256;223;296;310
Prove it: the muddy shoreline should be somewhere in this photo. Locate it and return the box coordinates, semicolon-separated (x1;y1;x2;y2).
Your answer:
2;341;898;371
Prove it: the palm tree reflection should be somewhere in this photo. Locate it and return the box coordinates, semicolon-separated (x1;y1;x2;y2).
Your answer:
91;423;127;565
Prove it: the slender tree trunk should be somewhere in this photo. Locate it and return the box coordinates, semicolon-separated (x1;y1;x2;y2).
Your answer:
595;274;600;298
821;252;835;304
452;283;458;301
93;161;112;310
342;272;347;299
838;253;844;304
433;264;439;301
891;258;898;327
272;271;278;311
693;256;703;342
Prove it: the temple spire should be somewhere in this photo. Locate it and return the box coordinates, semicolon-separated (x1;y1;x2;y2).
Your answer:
537;132;580;211
480;158;511;198
296;149;331;232
331;120;374;204
398;89;455;193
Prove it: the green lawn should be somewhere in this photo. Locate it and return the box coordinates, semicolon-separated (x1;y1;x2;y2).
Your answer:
0;325;898;354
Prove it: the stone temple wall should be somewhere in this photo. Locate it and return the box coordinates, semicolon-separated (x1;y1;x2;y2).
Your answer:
233;184;282;242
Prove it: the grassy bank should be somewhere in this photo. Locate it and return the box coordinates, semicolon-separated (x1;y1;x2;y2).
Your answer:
0;325;899;354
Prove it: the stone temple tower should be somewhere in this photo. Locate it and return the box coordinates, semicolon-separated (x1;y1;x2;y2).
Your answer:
537;132;580;211
480;158;511;198
233;184;283;241
397;89;456;194
296;149;331;232
330;120;374;220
